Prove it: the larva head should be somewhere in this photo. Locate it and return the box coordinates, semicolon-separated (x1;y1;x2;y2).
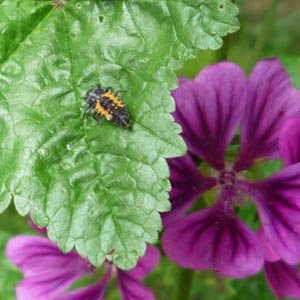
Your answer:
84;84;106;108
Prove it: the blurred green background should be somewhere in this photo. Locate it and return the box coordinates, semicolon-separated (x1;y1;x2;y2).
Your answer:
1;0;299;299
179;0;300;88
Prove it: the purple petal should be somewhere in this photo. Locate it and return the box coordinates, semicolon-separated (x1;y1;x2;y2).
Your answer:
162;205;263;278
163;152;217;226
173;62;247;170
124;245;160;279
6;236;92;300
117;245;159;300
28;219;47;235
257;228;280;262
265;260;300;299
56;268;111;300
118;273;155;300
248;163;300;264
279;118;300;166
235;58;300;171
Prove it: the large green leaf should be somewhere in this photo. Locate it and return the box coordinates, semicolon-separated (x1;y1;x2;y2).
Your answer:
0;0;239;269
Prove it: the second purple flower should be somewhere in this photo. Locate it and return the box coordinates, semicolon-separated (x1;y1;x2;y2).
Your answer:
162;58;300;278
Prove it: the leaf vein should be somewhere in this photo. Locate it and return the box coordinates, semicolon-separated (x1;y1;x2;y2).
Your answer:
62;10;127;254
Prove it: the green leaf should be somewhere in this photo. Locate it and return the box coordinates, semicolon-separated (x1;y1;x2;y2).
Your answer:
0;0;239;269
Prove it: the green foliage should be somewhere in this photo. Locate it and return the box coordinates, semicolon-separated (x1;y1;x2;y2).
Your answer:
146;256;277;300
146;256;179;300
281;55;300;89
247;159;283;180
0;0;239;269
0;230;22;300
0;207;38;300
231;273;275;300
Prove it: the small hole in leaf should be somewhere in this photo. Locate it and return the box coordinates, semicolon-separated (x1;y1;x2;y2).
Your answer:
76;3;82;9
98;15;104;23
219;3;224;9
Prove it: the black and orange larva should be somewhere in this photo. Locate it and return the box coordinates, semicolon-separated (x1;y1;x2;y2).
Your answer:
83;84;132;129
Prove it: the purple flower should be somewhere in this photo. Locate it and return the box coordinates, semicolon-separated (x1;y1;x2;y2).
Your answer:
260;226;300;299
264;260;300;299
162;58;300;278
260;117;300;299
6;233;159;300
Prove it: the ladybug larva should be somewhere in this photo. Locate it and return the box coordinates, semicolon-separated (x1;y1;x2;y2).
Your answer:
83;84;132;129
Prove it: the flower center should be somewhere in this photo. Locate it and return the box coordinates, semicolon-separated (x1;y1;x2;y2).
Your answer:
217;169;246;213
218;169;236;188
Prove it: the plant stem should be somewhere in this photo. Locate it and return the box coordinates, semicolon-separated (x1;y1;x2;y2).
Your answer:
174;267;194;300
215;34;230;61
247;0;279;72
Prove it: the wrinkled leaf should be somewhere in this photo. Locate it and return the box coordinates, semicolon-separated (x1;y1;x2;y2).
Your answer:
0;0;239;269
